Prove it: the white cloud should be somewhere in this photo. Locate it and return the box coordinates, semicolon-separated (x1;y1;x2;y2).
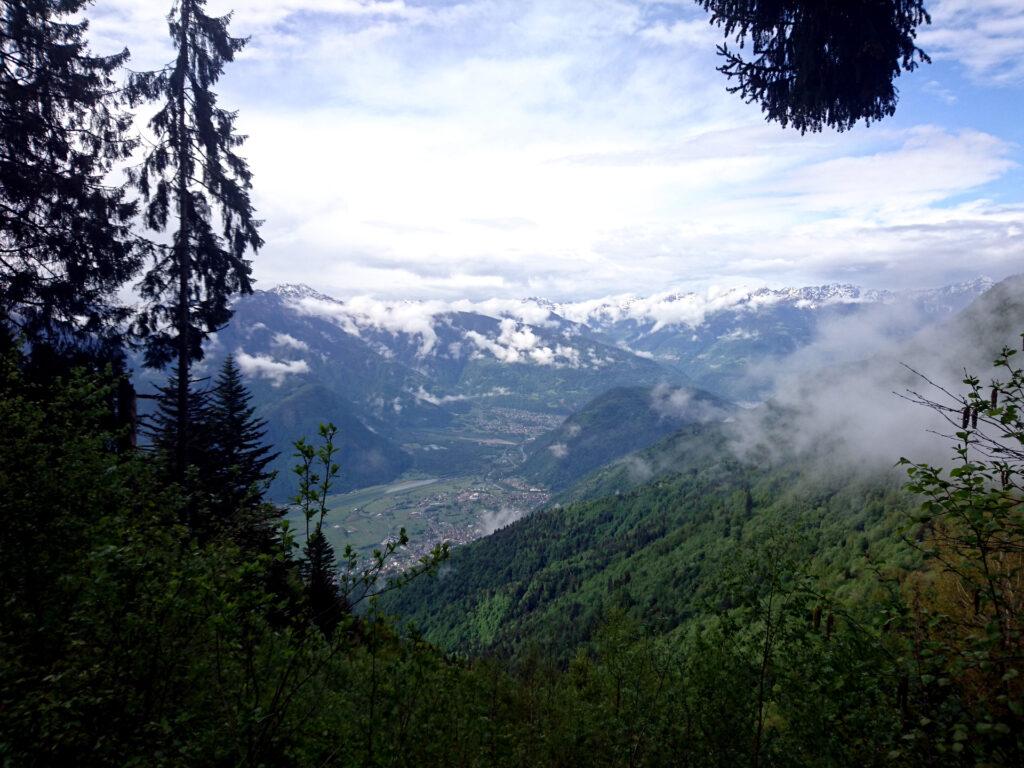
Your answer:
85;0;1024;300
448;297;558;327
464;318;583;366
616;342;655;359
618;454;654;483
279;286;595;365
236;350;311;386
776;127;1014;213
411;385;509;404
650;383;727;422
479;507;526;535
548;443;569;459
919;0;1024;84
288;294;446;354
285;291;570;357
639;18;717;47
922;80;958;105
271;332;310;351
557;284;888;330
412;387;470;405
719;328;758;341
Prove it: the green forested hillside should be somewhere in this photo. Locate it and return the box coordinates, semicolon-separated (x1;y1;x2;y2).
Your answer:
383;436;918;659
8;352;1022;767
519;385;729;491
383;275;1024;658
557;420;733;502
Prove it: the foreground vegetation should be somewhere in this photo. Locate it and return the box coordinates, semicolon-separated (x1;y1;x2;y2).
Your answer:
2;341;1022;766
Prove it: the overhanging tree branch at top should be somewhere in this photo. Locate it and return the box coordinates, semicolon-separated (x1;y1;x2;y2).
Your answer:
695;0;932;133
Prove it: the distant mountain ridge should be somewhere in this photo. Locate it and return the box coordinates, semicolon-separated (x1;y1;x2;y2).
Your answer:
248;277;993;401
554;277;995;399
553;277;995;326
376;275;1024;658
157;276;997;500
268;277;995;340
200;287;677;500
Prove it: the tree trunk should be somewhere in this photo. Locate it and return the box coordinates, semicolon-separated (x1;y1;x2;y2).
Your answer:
175;1;191;496
116;376;137;452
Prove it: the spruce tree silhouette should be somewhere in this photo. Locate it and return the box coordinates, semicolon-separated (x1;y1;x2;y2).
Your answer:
696;0;931;132
208;354;280;549
0;0;140;363
128;0;263;486
144;365;215;530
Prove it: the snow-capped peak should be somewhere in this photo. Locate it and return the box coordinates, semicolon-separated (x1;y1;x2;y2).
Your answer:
270;283;342;304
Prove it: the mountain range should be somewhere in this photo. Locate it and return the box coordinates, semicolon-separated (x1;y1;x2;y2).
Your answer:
379;274;1024;656
148;276;995;501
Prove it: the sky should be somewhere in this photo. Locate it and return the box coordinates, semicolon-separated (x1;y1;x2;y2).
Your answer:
85;0;1024;301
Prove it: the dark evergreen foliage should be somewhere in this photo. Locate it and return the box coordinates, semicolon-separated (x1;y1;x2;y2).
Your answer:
143;365;214;524
0;0;140;361
696;0;931;132
145;357;282;545
209;355;276;495
302;528;344;637
207;353;280;548
127;0;263;477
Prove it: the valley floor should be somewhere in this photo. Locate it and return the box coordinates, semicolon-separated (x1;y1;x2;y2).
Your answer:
284;473;551;571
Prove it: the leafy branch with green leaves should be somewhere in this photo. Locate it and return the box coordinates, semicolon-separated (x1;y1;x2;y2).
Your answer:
895;337;1024;763
292;423;448;635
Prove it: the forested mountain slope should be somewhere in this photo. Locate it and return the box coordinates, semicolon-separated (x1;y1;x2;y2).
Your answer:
382;275;1024;659
518;384;730;491
383;444;916;659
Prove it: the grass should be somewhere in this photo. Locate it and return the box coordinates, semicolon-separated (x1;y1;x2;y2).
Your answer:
284;473;549;560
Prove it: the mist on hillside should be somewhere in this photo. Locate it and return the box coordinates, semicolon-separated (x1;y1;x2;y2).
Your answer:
729;275;1024;473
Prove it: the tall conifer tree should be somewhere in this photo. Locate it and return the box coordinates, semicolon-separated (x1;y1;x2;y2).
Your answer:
303;529;343;636
0;0;140;363
128;0;262;481
209;354;276;503
208;354;279;547
146;357;278;542
144;365;214;503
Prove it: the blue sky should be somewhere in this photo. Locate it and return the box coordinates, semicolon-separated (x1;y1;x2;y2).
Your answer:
87;0;1024;300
